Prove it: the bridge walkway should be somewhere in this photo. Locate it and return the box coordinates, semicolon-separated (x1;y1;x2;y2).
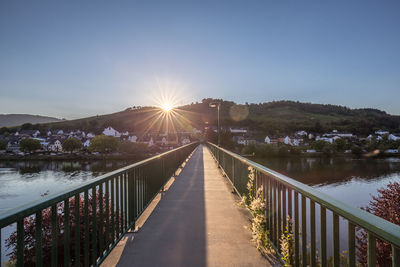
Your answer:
102;145;279;266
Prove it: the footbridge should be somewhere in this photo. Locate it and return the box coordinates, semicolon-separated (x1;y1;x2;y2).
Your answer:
1;142;400;267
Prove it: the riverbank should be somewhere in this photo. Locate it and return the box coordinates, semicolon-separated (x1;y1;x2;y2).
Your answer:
0;153;152;161
243;152;400;159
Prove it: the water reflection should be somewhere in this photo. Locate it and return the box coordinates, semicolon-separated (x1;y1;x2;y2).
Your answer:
0;160;136;213
252;157;400;186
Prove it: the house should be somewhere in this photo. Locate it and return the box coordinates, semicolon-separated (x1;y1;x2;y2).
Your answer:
7;141;20;153
229;128;247;134
83;139;91;148
316;136;334;144
323;131;353;138
139;135;155;147
48;139;63;152
192;128;202;134
284;136;291;145
388;134;400;141
181;137;191;145
375;130;389;136
295;130;307;137
86;132;96;138
57;130;64;135
128;135;137;143
103;127;121;137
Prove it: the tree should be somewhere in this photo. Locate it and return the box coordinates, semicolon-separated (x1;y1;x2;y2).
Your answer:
357;182;400;266
119;141;148;154
0;127;9;134
19;138;41;152
62;138;82;153
6;193;118;266
351;145;363;155
333;138;346;152
89;135;119;153
0;139;7;150
20;123;33;130
311;140;328;152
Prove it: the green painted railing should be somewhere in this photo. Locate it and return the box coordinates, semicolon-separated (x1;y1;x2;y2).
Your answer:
0;142;198;267
208;142;400;267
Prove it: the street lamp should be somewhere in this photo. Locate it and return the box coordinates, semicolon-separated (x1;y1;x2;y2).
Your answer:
209;102;221;146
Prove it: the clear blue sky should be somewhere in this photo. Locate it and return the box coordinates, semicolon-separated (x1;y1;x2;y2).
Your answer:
1;1;399;119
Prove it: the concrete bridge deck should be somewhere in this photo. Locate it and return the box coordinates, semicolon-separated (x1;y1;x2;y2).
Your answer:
102;145;279;267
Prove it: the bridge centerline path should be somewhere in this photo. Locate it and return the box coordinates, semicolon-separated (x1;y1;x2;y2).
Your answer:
102;144;276;267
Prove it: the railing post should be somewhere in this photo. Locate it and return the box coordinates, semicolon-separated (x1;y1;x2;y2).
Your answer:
393;245;400;267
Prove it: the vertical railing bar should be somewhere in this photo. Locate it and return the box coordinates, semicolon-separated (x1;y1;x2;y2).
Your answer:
84;190;89;267
125;172;128;230
120;173;124;232
288;187;293;265
367;232;376;267
36;210;43;267
119;174;123;233
92;186;97;265
105;179;110;249
294;191;299;267
0;227;2;266
301;195;307;267
99;183;104;257
17;218;24;267
74;194;80;267
392;245;400;267
310;200;316;267
269;177;272;237
333;213;340;267
111;177;115;242
348;221;356;267
282;184;286;233
277;182;282;246
320;206;327;267
51;204;58;267
116;176;120;237
272;180;276;245
64;199;70;267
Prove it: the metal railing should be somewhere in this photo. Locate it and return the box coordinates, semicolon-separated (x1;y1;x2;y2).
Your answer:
207;142;400;267
0;142;198;267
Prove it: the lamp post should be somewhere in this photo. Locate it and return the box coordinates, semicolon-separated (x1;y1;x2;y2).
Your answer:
209;102;221;146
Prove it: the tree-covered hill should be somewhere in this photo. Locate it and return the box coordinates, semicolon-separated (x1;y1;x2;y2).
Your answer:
24;100;400;136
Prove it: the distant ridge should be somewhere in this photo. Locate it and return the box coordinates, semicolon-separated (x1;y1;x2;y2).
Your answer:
40;99;400;136
0;114;62;127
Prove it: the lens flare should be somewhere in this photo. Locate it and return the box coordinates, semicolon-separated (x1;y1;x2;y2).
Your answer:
162;103;173;112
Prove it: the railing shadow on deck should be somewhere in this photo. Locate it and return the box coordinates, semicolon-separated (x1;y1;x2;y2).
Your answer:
0;142;198;267
207;142;400;267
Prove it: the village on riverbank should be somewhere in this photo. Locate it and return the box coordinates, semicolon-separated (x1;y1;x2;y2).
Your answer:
1;123;400;159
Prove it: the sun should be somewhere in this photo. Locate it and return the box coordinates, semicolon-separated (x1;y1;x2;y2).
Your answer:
161;103;173;112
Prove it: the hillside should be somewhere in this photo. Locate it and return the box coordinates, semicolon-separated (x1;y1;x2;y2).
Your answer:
33;100;400;136
0;114;62;127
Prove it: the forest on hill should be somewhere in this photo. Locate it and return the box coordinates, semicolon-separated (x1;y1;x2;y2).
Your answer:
5;100;400;136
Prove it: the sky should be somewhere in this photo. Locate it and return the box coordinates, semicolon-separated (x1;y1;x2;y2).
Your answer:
0;1;400;119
